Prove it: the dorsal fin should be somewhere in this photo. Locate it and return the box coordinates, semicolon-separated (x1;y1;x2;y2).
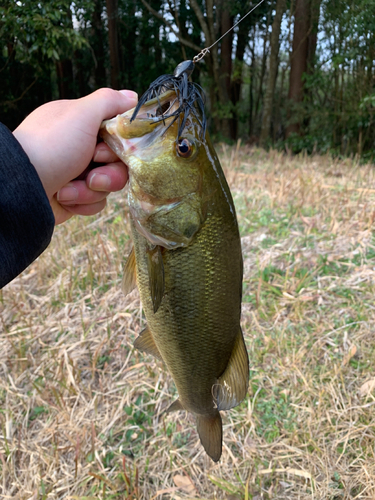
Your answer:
213;328;249;411
134;325;163;362
122;247;137;296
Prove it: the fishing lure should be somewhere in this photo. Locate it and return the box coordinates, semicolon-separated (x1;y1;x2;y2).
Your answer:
130;60;206;140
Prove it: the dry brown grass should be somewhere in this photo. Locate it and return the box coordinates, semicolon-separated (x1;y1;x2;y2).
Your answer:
1;146;375;499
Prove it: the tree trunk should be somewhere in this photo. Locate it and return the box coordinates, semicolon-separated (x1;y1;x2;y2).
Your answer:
121;0;138;89
56;7;75;99
259;0;286;146
254;6;272;134
249;25;256;138
306;0;321;73
207;0;231;139
231;3;252;140
92;0;107;88
56;59;74;99
286;0;310;138
274;63;286;141
302;0;322;131
106;0;121;89
220;4;234;139
190;0;231;137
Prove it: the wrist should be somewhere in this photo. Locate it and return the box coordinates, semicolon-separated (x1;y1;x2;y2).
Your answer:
13;128;52;198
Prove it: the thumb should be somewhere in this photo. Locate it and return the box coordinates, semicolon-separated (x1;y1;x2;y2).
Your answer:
82;88;138;125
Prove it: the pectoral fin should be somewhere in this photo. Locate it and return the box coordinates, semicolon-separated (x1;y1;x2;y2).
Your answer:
122;247;137;296
134;325;163;362
196;411;222;462
213;328;249;411
147;245;165;313
166;398;184;413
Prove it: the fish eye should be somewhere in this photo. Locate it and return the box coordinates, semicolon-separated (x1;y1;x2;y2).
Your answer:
176;138;193;158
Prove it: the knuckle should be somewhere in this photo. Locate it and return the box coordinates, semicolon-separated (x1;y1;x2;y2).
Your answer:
94;87;117;101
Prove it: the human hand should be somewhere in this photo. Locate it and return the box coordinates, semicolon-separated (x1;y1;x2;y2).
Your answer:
13;88;138;224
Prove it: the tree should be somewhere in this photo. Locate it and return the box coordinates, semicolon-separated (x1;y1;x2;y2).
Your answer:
219;1;234;138
259;0;286;145
106;0;121;89
286;0;310;137
92;0;108;89
0;0;87;127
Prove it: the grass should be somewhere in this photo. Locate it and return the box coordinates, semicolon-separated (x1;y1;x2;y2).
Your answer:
2;145;375;498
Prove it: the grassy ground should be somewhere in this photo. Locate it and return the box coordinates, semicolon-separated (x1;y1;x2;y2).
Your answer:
1;146;375;499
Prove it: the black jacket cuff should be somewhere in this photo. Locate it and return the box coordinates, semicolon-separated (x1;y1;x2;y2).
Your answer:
0;123;55;288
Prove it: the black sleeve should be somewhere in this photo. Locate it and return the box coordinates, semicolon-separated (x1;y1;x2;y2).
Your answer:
0;123;55;288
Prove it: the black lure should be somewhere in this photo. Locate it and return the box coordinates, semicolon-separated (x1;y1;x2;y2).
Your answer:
130;60;207;140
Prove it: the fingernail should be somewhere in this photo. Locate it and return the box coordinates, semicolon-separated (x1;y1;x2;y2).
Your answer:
89;173;111;190
93;143;111;162
119;90;138;101
93;149;103;162
57;185;78;202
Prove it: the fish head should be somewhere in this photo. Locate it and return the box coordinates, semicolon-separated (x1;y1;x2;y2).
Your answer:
100;90;213;249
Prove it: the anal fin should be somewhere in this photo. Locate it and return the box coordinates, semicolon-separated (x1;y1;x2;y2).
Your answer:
213;328;249;411
122;247;137;296
134;325;163;362
196;411;222;462
147;245;165;313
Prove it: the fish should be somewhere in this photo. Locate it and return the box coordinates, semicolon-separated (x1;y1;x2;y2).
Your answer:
99;65;249;462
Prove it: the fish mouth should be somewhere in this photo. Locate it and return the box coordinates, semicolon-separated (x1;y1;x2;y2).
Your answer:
99;90;179;161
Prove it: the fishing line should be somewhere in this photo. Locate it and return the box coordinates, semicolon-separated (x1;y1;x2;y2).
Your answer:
193;0;267;64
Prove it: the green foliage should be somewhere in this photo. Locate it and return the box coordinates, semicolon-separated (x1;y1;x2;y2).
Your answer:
0;0;88;127
0;1;87;66
280;0;375;157
253;387;296;443
29;405;48;421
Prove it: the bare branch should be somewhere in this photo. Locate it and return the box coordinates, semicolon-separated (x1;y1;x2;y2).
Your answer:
206;0;216;45
140;0;201;53
168;0;187;60
189;0;211;46
1;77;38;107
166;0;175;18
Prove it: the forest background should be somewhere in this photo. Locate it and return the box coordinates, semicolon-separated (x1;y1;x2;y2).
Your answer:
1;0;375;159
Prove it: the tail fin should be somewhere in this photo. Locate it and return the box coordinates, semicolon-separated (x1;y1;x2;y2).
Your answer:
196;411;222;462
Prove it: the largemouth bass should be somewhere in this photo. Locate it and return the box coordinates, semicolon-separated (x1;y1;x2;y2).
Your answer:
100;71;249;462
